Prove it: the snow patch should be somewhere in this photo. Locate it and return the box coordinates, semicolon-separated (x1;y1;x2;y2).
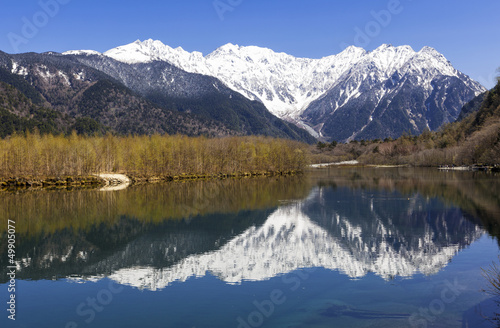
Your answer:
63;50;101;56
11;61;28;76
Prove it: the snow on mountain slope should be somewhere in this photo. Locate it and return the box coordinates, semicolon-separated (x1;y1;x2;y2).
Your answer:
300;44;486;140
97;40;484;122
100;39;368;119
64;39;486;140
204;44;369;120
102;39;211;75
62;50;102;56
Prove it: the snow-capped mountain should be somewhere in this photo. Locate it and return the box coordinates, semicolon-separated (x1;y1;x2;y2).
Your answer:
88;39;369;120
68;39;485;140
302;45;487;140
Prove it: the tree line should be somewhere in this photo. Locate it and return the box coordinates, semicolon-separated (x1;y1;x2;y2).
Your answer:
0;132;309;179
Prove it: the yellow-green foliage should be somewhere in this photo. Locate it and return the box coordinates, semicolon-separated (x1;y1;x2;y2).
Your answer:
0;132;309;178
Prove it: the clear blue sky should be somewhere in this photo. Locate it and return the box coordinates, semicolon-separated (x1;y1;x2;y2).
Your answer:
1;0;498;88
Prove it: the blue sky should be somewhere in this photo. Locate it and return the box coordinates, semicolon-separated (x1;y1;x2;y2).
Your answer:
1;0;498;88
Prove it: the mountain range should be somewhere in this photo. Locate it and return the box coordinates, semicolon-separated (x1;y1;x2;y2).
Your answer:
71;39;485;141
0;48;314;142
0;40;486;142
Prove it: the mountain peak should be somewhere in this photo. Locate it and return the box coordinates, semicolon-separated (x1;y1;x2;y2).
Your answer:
341;45;365;52
102;39;208;67
418;45;441;56
372;44;415;54
103;42;153;64
136;38;163;46
338;45;367;58
211;43;241;55
220;42;240;49
377;43;394;49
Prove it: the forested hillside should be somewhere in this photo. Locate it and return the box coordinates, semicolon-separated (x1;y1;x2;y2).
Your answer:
0;81;72;137
312;77;500;166
0;52;234;137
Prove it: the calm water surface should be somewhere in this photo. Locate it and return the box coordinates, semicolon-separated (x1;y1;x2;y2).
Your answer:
1;168;500;328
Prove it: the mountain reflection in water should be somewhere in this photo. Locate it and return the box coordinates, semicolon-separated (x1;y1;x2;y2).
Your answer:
1;168;497;292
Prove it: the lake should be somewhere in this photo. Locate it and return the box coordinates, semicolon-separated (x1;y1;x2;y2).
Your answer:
1;167;500;328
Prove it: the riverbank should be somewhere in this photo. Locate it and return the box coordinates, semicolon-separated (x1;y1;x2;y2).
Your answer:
309;161;500;172
0;170;303;191
0;176;105;189
309;160;360;168
309;160;500;172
